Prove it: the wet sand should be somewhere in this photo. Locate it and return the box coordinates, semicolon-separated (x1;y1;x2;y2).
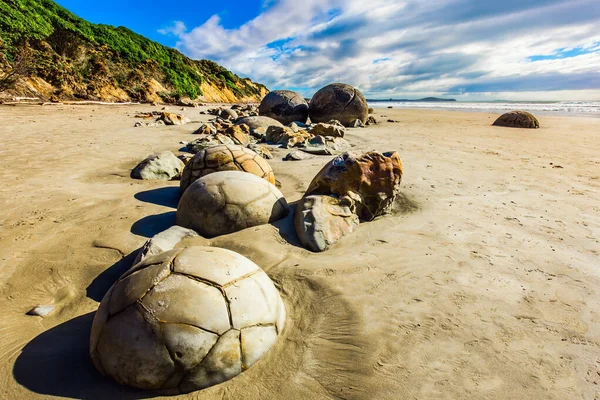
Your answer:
0;104;599;399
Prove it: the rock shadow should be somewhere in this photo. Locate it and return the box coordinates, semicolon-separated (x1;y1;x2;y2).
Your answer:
391;191;420;215
130;211;176;238
134;186;180;208
13;313;153;400
86;249;140;302
271;201;304;249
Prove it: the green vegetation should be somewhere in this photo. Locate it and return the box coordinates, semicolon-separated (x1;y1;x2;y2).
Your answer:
0;0;267;100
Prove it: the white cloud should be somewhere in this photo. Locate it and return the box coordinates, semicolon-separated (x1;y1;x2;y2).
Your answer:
163;0;600;100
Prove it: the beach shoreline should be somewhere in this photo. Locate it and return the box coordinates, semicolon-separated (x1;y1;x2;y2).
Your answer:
0;104;599;399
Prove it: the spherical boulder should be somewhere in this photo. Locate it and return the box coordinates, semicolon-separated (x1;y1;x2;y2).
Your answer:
259;90;309;125
90;246;286;393
180;144;275;194
177;171;289;237
493;110;540;128
309;83;368;127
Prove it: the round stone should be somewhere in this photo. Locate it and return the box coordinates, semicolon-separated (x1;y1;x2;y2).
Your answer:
176;171;289;237
90;246;286;393
259;90;309;125
180;144;276;194
309;83;368;127
492;110;540;128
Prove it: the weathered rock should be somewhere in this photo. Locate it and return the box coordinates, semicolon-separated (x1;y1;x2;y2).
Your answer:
300;136;351;155
309;83;369;127
493;111;540;128
186;134;235;154
368;107;374;114
132;225;203;266
365;116;377;125
180;144;276;193
309;122;346;138
192;123;217;135
235;116;283;131
131;151;185;181
161;112;189;125
178;153;194;166
90;246;286;392
264;126;289;143
248;144;274;159
351;119;365;128
223;124;252;146
177;97;198;107
265;126;312;148
304;151;403;221
218;108;238;120
277;129;313;148
259;90;309;125
284;150;311;161
177;171;289;237
294;195;359;252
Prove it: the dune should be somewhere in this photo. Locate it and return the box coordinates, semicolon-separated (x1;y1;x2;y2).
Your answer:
0;104;599;399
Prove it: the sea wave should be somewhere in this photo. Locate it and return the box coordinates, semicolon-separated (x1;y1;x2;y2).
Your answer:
369;101;600;116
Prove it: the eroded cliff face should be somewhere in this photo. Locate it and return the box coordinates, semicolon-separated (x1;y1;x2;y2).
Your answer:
0;0;268;103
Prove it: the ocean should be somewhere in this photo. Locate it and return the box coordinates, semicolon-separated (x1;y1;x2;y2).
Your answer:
369;101;600;117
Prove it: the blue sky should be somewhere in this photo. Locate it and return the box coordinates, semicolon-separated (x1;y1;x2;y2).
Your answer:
55;0;600;100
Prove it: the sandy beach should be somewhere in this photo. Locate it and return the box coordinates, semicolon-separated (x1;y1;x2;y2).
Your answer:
0;104;599;399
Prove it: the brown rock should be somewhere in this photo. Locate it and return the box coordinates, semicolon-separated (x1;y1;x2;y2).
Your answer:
304;151;403;221
309;123;346;138
223;124;252;146
161;112;188;125
492;110;540;128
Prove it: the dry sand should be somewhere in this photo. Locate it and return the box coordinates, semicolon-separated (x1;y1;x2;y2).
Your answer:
0;104;599;399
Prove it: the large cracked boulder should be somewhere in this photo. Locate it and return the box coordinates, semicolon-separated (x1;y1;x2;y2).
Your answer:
259;90;309;125
180;144;276;194
492;111;540;128
177;171;289;237
294;195;359;252
309;83;368;127
90;246;286;393
304;151;403;221
131;151;185;180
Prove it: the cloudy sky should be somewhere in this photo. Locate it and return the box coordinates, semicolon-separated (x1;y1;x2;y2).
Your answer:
58;0;600;100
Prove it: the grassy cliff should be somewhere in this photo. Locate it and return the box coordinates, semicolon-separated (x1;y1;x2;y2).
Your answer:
0;0;268;102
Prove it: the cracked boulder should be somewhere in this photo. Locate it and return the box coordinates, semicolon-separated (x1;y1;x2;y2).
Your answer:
176;171;289;237
294;195;359;252
131;151;185;181
309;83;369;127
90;246;286;393
180;144;276;193
493;110;540;128
304;151;403;221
